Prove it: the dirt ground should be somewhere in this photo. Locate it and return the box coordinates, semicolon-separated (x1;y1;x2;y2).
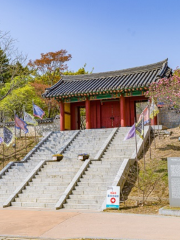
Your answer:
0;136;38;171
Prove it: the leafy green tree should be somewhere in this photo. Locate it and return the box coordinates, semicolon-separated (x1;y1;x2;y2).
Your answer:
63;64;94;75
0;31;29;102
0;80;43;120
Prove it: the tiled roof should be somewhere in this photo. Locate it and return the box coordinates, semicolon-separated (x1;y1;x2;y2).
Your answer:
43;59;171;98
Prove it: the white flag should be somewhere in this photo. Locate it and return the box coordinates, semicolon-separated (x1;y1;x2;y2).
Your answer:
24;111;38;126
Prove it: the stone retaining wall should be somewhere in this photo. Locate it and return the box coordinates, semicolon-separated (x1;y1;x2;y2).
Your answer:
159;109;180;128
0;118;60;137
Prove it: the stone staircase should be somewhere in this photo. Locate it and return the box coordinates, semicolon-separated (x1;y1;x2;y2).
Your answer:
11;128;113;208
63;127;139;210
0;131;76;207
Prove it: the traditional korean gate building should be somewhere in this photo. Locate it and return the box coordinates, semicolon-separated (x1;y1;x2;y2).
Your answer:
43;59;172;131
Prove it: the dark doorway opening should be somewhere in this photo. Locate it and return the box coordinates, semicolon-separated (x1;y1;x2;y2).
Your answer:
77;107;86;129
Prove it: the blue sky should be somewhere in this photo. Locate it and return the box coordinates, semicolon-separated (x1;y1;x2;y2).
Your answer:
0;0;179;73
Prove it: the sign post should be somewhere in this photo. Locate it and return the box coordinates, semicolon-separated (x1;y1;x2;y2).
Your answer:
106;186;120;209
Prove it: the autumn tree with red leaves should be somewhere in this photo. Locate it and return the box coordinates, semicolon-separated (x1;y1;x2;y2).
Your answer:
28;50;72;85
28;50;72;117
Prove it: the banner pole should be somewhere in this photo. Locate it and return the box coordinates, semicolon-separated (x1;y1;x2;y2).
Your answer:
2;112;5;168
143;115;145;171
35;126;37;144
148;102;151;159
134;117;140;202
153;101;156;150
14;110;16;160
2;141;4;168
32;100;37;144
158;112;160;140
23;106;27;153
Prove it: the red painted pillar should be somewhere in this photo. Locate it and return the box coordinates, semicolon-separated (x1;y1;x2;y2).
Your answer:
120;95;126;127
151;115;157;125
60;101;65;131
86;98;91;129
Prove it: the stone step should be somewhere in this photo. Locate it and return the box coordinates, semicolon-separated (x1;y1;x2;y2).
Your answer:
100;157;127;161
11;201;55;208
74;186;108;191
103;152;133;157
71;188;107;194
42;165;81;170
63;203;100;210
15;197;58;203
18;192;62;198
90;161;121;166
1;174;28;179
66;198;103;205
28;181;68;187
7;168;32;172
0;193;11;198
108;145;135;150
24;185;67;191
88;164;120;169
90;161;122;165
32;179;71;185
84;169;118;174
35;173;75;179
0;189;15;194
77;182;111;187
82;173;115;178
79;175;114;181
68;194;105;200
0;197;8;202
44;162;82;166
104;148;134;154
38;170;78;174
0;181;22;186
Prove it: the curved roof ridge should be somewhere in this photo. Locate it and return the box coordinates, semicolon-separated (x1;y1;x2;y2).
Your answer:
62;59;168;81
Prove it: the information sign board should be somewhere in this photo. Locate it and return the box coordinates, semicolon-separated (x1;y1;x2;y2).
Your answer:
168;157;180;207
106;186;120;209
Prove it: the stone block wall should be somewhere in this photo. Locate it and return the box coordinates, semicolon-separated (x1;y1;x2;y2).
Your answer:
0;118;60;137
159;109;180;128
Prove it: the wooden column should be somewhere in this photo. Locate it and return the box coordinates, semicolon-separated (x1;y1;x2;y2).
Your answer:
151;115;157;125
86;98;91;129
120;95;126;127
60;101;65;131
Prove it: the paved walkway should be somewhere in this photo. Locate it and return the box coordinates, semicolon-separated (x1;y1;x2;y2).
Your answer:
0;208;180;240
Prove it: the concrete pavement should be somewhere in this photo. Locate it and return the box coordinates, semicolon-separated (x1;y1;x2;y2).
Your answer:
0;208;180;240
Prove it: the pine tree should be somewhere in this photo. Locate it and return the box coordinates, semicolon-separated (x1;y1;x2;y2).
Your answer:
0;48;10;83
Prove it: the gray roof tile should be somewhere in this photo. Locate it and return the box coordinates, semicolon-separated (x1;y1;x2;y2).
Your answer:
44;59;171;98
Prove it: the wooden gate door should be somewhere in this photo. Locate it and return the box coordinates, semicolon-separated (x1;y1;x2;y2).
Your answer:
101;101;120;128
